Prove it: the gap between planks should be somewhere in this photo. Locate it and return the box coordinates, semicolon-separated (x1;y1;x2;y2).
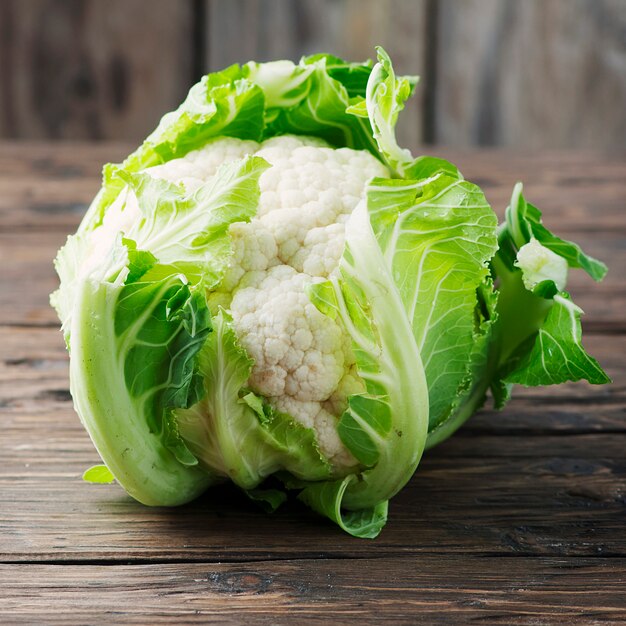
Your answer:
2;551;626;567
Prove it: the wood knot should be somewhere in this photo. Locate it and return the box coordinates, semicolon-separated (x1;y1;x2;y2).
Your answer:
206;571;273;595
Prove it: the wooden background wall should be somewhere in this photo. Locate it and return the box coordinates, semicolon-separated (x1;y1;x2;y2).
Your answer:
0;0;625;151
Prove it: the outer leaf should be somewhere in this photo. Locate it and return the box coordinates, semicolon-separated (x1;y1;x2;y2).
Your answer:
308;54;373;98
69;246;215;506
50;233;86;339
367;174;498;430
241;393;332;480
358;46;417;176
307;171;498;516
425;277;500;448
337;395;391;466
82;465;115;484
504;293;610;386
120;155;270;284
113;268;211;468
309;197;431;511
244;487;288;513
244;55;380;156
347;47;459;181
298;475;389;539
490;378;513;410
492;184;609;389
54;155;268;338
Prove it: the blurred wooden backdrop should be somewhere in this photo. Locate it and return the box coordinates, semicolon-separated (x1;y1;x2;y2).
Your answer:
0;0;625;150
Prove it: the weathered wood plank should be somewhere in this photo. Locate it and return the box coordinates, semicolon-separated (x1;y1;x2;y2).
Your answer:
1;144;624;232
1;325;624;561
1;229;621;327
0;444;625;561
0;0;194;141
206;0;426;149
1;559;625;625
434;0;626;150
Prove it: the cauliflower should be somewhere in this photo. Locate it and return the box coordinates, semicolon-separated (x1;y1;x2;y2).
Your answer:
53;48;608;539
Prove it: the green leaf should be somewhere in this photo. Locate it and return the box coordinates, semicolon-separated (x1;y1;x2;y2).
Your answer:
490;378;513;410
307;171;498;512
244;487;288;513
406;155;460;180
426;277;500;448
116;260;212;463
306;53;374;99
504;293;610;386
337;395;392;467
298;475;388;539
244;55;380;157
349;47;460;181
354;47;417;176
309;194;431;511
491;184;609;391
367;174;498;430
241;393;332;481
69;248;215;506
82;465;115;484
124;239;158;283
51;233;85;341
53;154;268;341
119;155;270;285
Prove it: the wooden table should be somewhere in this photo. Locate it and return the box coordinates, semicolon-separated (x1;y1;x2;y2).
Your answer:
1;143;625;624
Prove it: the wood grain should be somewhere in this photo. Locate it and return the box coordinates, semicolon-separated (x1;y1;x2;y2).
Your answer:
0;143;624;622
205;0;426;150
434;0;626;149
0;0;194;141
1;559;625;625
2;411;626;561
1;326;624;562
0;142;127;233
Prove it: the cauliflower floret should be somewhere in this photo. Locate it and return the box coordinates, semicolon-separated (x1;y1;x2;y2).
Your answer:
257;134;329;153
230;266;347;401
142;134;390;468
295;223;347;277
254;142;389;275
221;222;279;291
147;137;260;192
314;409;358;469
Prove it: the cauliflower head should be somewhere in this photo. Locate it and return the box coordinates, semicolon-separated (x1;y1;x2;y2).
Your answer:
150;134;388;468
52;49;608;539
